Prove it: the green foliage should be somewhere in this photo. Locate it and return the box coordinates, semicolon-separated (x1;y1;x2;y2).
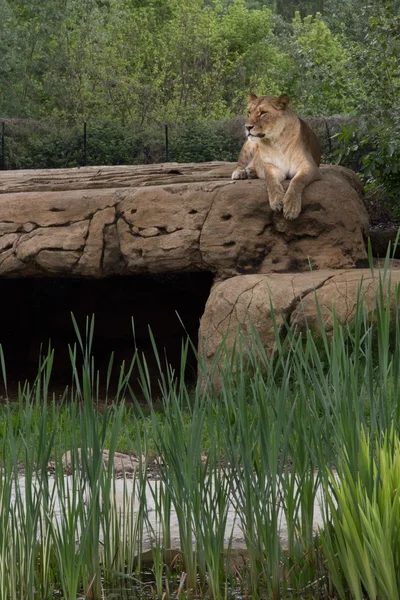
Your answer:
324;429;400;600
169;121;242;163
0;0;396;125
328;3;400;203
275;0;325;20
352;5;400;204
290;12;358;114
2;121;168;168
7;123;84;169
0;0;354;123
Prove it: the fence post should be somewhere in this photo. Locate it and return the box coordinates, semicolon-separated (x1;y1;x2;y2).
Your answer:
82;120;87;166
324;118;333;155
164;123;169;162
1;122;5;170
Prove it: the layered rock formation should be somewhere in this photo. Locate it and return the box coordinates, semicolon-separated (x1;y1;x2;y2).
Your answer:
0;162;368;279
2;160;392;387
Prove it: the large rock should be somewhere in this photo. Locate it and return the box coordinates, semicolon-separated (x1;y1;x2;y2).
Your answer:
0;162;368;279
199;263;400;371
59;449;145;476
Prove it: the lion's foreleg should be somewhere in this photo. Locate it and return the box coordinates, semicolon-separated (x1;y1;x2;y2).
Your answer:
232;141;258;180
283;167;321;220
255;160;286;212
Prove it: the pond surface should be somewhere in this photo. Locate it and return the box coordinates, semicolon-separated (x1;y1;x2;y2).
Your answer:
9;473;330;599
15;473;327;551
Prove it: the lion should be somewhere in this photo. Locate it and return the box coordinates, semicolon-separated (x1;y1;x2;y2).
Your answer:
232;93;321;220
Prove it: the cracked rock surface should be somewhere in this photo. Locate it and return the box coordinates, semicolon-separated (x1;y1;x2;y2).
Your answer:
0;162;368;278
199;263;400;372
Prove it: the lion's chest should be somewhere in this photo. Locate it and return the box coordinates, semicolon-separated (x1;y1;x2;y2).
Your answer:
256;144;297;179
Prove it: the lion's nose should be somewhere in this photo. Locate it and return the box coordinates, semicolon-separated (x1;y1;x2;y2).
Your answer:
245;124;254;133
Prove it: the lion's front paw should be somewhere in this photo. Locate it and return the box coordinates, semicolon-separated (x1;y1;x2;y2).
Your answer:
283;193;302;220
269;190;285;212
245;166;258;179
231;168;248;180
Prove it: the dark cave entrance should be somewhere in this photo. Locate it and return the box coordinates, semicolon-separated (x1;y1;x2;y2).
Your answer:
0;272;214;401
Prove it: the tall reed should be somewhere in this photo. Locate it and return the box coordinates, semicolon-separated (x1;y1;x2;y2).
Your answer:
0;253;398;599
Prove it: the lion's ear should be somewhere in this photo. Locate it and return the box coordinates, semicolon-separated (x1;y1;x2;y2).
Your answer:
248;92;258;104
274;94;290;110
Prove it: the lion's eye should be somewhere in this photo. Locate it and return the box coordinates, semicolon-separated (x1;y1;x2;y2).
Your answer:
259;111;266;117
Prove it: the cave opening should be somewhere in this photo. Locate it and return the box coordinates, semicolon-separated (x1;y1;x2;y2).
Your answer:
0;272;214;401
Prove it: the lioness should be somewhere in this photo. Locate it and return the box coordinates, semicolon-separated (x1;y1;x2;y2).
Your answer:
232;93;321;220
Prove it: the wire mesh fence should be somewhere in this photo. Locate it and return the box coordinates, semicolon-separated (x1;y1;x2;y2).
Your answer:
0;115;356;171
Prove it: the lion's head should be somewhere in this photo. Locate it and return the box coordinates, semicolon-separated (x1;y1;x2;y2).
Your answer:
245;93;292;141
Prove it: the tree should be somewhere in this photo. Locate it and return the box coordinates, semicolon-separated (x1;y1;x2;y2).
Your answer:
289;12;358;115
0;0;20;116
347;2;400;201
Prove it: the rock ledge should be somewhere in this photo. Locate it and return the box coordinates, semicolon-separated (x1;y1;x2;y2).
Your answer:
0;162;368;279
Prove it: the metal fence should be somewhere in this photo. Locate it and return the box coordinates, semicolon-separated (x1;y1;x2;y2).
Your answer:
0;115;355;171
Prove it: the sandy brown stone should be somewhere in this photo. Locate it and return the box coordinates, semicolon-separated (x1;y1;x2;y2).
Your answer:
0;189;115;227
291;263;400;333
0;233;18;253
103;222;125;275
36;250;81;272
200;166;368;276
22;223;36;233
76;206;116;276
15;220;89;263
0;248;25;274
0;162;233;194
199;271;334;364
60;448;145;475
0;223;20;235
0;162;368;279
199;263;400;374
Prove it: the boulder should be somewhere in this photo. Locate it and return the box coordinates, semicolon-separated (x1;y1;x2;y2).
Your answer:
0;162;368;279
60;449;145;476
199;263;400;371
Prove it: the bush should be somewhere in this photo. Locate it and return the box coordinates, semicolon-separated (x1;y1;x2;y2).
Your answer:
168;120;244;163
1;114;363;170
2;120;168;169
4;120;83;169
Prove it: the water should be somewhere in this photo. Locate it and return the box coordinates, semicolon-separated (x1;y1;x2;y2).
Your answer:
14;473;327;551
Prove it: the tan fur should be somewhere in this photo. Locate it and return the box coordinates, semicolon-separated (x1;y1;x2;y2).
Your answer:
232;93;322;220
